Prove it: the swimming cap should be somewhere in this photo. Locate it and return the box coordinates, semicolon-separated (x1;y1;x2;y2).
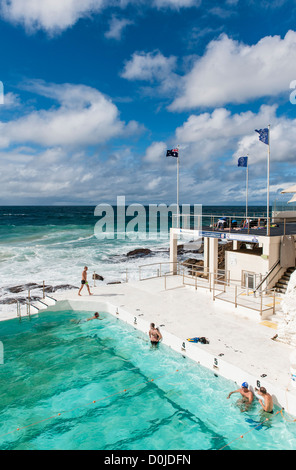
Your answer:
241;382;248;388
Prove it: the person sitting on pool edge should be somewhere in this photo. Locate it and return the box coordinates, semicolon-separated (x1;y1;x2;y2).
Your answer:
255;386;274;414
227;382;254;411
149;323;162;346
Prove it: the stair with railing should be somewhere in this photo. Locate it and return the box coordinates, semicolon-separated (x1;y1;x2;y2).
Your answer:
274;267;295;294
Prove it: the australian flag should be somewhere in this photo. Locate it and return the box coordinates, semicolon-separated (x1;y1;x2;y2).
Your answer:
255;128;269;145
238;156;248;167
166;148;179;158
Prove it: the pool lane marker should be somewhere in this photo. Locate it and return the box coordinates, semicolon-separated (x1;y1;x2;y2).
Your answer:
0;369;180;440
218;409;284;450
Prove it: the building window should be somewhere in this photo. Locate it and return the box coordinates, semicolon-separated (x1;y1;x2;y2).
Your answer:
242;271;256;290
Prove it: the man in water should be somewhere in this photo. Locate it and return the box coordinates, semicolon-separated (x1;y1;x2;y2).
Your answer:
255;386;274;413
149;323;162;346
227;382;254;411
87;312;100;321
78;266;93;296
71;312;100;324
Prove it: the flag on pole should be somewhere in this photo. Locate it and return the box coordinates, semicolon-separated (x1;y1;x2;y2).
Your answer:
255;128;269;145
166;148;179;158
237;156;248;167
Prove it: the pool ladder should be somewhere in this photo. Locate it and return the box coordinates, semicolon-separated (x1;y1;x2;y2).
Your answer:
15;282;57;321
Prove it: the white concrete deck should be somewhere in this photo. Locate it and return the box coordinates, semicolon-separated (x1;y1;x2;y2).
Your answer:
44;275;296;416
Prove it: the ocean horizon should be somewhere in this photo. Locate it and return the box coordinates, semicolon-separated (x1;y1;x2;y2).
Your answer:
0;204;269;317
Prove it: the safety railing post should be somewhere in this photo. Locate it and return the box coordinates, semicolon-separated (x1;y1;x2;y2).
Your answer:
17;300;21;322
27;289;31;318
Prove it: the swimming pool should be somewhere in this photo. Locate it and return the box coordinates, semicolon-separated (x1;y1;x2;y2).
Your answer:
0;309;295;450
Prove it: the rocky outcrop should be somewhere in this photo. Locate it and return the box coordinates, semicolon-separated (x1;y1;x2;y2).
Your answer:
126;248;152;258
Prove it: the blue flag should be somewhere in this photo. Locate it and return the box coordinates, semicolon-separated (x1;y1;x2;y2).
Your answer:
238;156;248;167
255;128;269;145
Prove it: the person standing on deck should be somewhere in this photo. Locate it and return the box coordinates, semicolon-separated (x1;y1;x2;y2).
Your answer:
78;266;93;296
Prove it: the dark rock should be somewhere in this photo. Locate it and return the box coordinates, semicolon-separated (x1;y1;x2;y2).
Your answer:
7;283;41;294
92;274;104;281
126;248;152;258
51;284;78;292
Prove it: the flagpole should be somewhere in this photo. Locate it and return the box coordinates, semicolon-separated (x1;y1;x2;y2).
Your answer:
246;157;248;221
267;124;270;236
177;145;179;228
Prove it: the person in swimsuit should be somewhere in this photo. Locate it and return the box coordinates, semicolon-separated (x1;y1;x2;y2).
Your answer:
87;312;100;321
149;323;162;347
78;266;93;296
227;382;254;411
255;386;274;413
71;312;100;324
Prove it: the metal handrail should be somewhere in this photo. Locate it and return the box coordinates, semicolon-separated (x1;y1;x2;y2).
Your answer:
139;261;179;281
253;259;280;294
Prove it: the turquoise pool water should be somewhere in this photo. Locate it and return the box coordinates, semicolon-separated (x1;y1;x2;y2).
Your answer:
0;310;295;450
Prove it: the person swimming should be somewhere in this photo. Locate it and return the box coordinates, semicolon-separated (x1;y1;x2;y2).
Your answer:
86;312;100;321
71;312;101;324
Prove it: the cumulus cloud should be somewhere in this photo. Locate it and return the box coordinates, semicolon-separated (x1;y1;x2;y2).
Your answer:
0;0;106;34
0;81;141;149
121;50;177;82
170;30;296;110
174;104;296;166
152;0;201;7
0;0;203;34
105;16;133;40
143;141;167;163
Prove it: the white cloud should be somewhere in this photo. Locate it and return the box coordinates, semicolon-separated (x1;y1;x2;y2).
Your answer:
0;81;141;148
0;0;203;34
0;0;106;34
105;16;133;40
1;92;20;108
170;30;296;110
121;50;177;82
152;0;201;7
173;104;296;188
143;141;167;163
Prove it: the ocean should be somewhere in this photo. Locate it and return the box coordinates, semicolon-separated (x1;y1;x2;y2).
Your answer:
0;205;267;317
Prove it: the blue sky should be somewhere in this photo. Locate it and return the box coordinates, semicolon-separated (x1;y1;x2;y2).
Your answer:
0;0;296;206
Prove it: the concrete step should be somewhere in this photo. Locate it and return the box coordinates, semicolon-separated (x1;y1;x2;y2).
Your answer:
275;287;287;294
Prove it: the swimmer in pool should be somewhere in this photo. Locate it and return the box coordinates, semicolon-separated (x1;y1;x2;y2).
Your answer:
71;312;100;324
87;312;100;321
227;382;254;412
149;323;162;347
255;386;274;414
